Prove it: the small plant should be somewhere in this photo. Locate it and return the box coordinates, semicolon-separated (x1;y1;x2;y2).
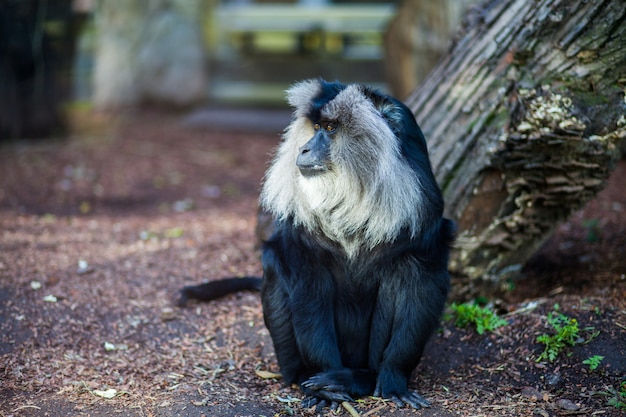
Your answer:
536;306;580;362
449;302;507;335
582;355;604;370
606;381;626;410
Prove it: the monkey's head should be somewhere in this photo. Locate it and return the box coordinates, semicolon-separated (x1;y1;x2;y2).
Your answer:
262;79;442;256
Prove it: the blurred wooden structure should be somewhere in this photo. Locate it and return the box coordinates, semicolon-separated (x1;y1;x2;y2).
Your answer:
206;4;395;103
92;0;207;110
384;0;477;99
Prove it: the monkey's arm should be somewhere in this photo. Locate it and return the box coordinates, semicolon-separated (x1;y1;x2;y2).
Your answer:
372;250;450;408
262;232;345;386
260;247;306;384
177;276;262;307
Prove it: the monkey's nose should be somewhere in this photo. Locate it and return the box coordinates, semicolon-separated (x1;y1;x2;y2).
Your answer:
296;132;331;175
297;147;328;176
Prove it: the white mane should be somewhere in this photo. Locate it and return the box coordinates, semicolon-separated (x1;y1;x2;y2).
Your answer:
261;81;425;258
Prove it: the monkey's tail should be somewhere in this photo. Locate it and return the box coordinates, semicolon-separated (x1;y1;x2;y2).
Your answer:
177;276;262;307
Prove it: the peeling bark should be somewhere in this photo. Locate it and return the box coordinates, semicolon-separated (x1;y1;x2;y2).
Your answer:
405;0;626;293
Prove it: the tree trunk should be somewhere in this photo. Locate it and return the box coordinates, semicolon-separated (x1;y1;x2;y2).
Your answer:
405;0;626;295
0;0;76;140
93;0;207;110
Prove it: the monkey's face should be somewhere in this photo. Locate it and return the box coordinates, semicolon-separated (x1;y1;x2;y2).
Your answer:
286;80;401;186
295;120;336;177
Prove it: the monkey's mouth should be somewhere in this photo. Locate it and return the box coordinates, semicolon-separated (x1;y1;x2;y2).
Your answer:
297;164;329;177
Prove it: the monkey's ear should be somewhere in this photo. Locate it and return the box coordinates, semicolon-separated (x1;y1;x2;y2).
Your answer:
373;98;405;133
286;79;321;115
370;92;423;144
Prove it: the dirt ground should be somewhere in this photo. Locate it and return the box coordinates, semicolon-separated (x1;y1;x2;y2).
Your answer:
1;110;624;417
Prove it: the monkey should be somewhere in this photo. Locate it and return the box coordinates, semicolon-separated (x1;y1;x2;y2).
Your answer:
179;79;454;411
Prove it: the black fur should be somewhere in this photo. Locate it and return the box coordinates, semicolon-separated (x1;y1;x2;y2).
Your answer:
262;220;453;409
178;277;261;307
307;80;346;122
179;79;454;410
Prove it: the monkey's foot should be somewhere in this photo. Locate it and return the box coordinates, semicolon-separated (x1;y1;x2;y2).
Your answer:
373;387;431;409
301;372;356;411
301;382;353;404
300;388;350;412
300;395;343;412
303;369;375;395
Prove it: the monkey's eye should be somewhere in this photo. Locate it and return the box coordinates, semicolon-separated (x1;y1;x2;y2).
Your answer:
313;123;321;131
325;123;336;133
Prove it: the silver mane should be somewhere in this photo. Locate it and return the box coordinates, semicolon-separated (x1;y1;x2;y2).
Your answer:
261;80;425;257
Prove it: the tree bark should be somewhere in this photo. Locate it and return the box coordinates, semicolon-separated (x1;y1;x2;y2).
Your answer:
405;0;626;294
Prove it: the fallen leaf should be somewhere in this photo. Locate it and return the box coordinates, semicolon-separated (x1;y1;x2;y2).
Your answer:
160;307;177;321
255;369;282;379
79;201;91;214
164;227;185;238
93;388;117;399
275;395;300;403
556;398;580;411
77;260;94;275
521;386;543;402
43;294;58;303
342;401;360;417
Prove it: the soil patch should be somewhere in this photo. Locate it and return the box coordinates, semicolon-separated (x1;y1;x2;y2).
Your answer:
1;110;624;416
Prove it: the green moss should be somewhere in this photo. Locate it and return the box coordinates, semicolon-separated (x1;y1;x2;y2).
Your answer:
485;108;509;128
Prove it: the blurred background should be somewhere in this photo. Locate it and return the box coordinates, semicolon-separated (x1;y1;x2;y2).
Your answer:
0;0;477;141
